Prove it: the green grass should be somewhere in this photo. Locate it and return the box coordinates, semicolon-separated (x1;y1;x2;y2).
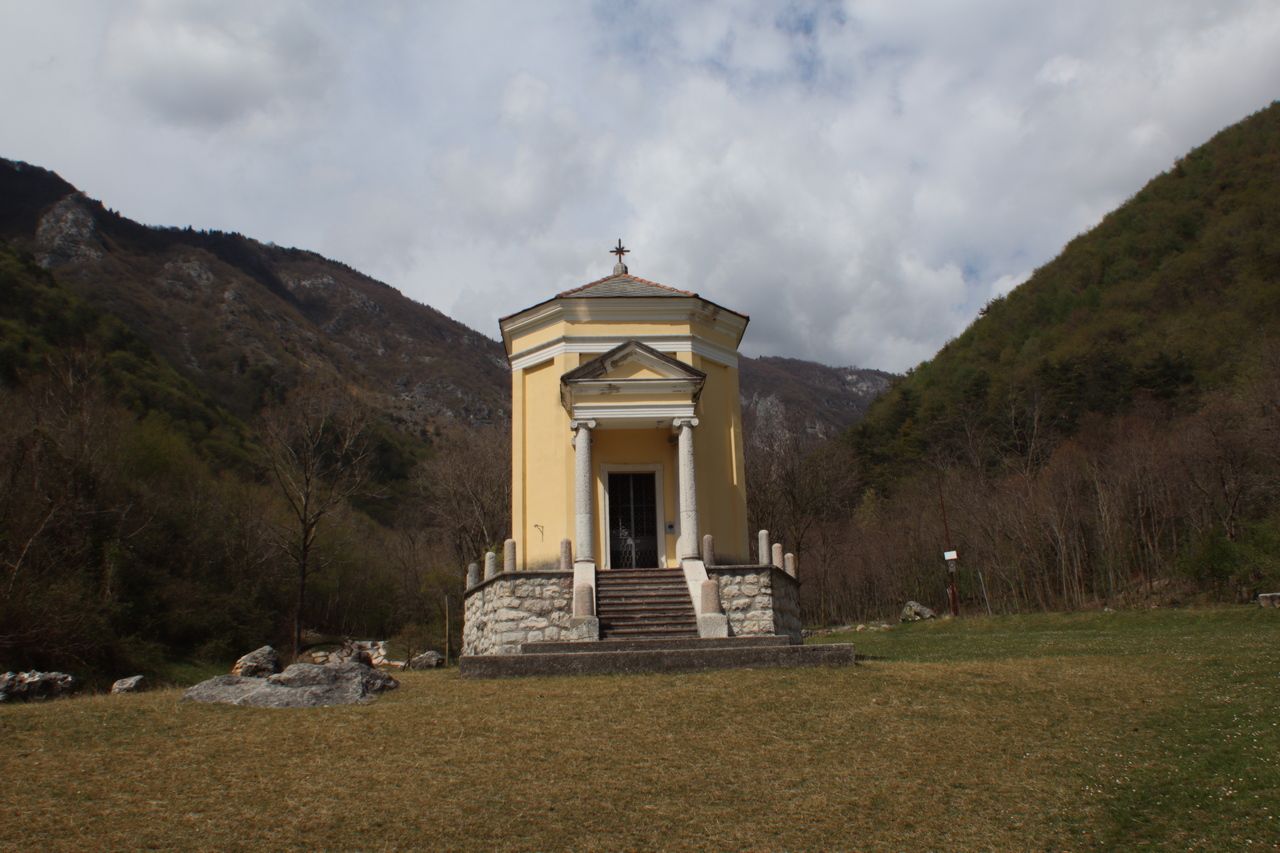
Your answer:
2;607;1278;850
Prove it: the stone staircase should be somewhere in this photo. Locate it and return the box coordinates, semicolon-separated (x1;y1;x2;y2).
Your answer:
458;567;858;678
459;634;857;678
595;568;699;640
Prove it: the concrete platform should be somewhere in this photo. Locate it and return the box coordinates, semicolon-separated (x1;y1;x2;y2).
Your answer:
523;635;793;654
458;640;857;678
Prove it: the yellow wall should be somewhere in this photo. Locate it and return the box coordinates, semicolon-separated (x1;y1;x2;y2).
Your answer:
513;356;571;568
692;355;751;562
507;307;750;570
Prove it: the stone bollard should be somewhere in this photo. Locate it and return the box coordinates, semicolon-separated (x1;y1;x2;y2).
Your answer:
784;552;797;578
697;578;729;638
503;538;517;573
758;530;770;565
559;538;573;571
483;551;497;580
771;542;784;570
573;584;595;618
466;562;480;588
700;579;722;614
702;534;716;567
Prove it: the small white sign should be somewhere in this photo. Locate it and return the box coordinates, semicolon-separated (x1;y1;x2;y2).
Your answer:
943;550;958;561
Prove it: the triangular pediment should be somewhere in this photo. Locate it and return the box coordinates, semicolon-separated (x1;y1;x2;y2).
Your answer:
561;340;706;384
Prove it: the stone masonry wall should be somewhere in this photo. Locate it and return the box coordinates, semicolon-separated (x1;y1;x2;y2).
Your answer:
710;566;803;643
462;573;574;656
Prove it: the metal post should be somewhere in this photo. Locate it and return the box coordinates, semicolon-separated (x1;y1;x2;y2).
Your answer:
936;468;960;617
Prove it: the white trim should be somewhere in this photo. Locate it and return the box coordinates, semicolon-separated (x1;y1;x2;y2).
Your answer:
501;297;748;356
570;379;702;397
510;335;739;371
599;463;667;570
571;402;696;423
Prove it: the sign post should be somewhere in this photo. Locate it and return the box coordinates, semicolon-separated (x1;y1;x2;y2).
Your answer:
936;469;960;617
943;549;960;617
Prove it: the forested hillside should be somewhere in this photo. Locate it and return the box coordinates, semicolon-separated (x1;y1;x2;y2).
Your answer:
855;103;1280;483
0;244;510;680
767;102;1280;623
0;158;889;679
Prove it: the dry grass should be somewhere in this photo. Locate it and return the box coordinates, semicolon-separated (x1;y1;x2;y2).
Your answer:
3;607;1278;851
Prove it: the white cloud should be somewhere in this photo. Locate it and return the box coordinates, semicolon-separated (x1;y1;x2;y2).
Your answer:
103;0;338;129
1;0;1278;372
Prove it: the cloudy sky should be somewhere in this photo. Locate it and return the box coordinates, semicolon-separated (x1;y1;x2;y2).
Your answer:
2;2;1278;371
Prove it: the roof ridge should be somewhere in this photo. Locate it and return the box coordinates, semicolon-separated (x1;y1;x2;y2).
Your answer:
557;273;695;298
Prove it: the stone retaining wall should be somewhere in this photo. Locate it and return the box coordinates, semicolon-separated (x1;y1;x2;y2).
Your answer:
462;572;575;656
709;566;803;642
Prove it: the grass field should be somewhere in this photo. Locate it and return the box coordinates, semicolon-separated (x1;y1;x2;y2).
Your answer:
3;607;1278;851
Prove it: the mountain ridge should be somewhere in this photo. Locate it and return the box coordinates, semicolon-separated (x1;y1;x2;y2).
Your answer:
0;156;889;438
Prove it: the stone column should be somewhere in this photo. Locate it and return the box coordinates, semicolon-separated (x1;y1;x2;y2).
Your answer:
559;538;572;571
483;551;497;580
675;417;700;560
702;534;715;567
758;530;770;566
466;562;480;588
571;419;597;566
784;552;797;578
503;539;517;573
771;542;784;570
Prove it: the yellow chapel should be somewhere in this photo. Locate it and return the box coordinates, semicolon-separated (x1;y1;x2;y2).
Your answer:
460;242;819;670
499;243;751;571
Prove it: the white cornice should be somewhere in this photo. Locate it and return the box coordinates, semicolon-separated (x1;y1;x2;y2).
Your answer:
510;335;739;371
567;378;702;397
500;297;748;355
570;402;697;423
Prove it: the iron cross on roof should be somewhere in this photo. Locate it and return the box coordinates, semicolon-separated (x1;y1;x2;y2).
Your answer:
610;239;629;263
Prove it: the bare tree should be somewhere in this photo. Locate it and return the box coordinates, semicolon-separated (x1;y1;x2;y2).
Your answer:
417;423;510;567
260;381;372;659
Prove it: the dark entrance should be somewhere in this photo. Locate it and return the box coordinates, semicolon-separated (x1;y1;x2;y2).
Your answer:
607;472;658;568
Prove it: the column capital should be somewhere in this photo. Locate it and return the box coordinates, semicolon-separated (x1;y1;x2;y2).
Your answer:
570;418;597;431
672;417;699;430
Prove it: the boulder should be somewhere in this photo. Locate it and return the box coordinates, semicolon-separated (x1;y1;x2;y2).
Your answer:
182;661;398;708
328;640;386;667
900;601;936;622
407;651;445;670
0;670;77;702
111;675;146;694
231;646;282;677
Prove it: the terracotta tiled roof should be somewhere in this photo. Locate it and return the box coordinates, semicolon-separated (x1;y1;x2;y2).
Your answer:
557;273;695;299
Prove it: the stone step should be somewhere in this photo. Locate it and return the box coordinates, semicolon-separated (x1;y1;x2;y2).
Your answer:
593;601;696;614
596;605;692;615
523;635;795;654
600;622;698;634
596;593;692;604
597;581;689;591
600;568;682;572
459;643;858;678
601;615;697;627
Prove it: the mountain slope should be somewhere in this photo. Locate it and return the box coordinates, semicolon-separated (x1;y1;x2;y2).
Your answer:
853;100;1280;480
0;158;889;441
740;356;893;440
0;159;509;434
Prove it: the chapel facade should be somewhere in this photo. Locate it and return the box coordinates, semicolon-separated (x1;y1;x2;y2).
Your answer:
460;245;804;662
502;249;751;571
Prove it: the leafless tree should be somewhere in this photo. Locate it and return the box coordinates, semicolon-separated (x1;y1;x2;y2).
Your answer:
260;381;372;659
416;423;510;568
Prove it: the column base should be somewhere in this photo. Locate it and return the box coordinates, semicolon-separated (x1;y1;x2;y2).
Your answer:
568;616;600;642
697;614;729;639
